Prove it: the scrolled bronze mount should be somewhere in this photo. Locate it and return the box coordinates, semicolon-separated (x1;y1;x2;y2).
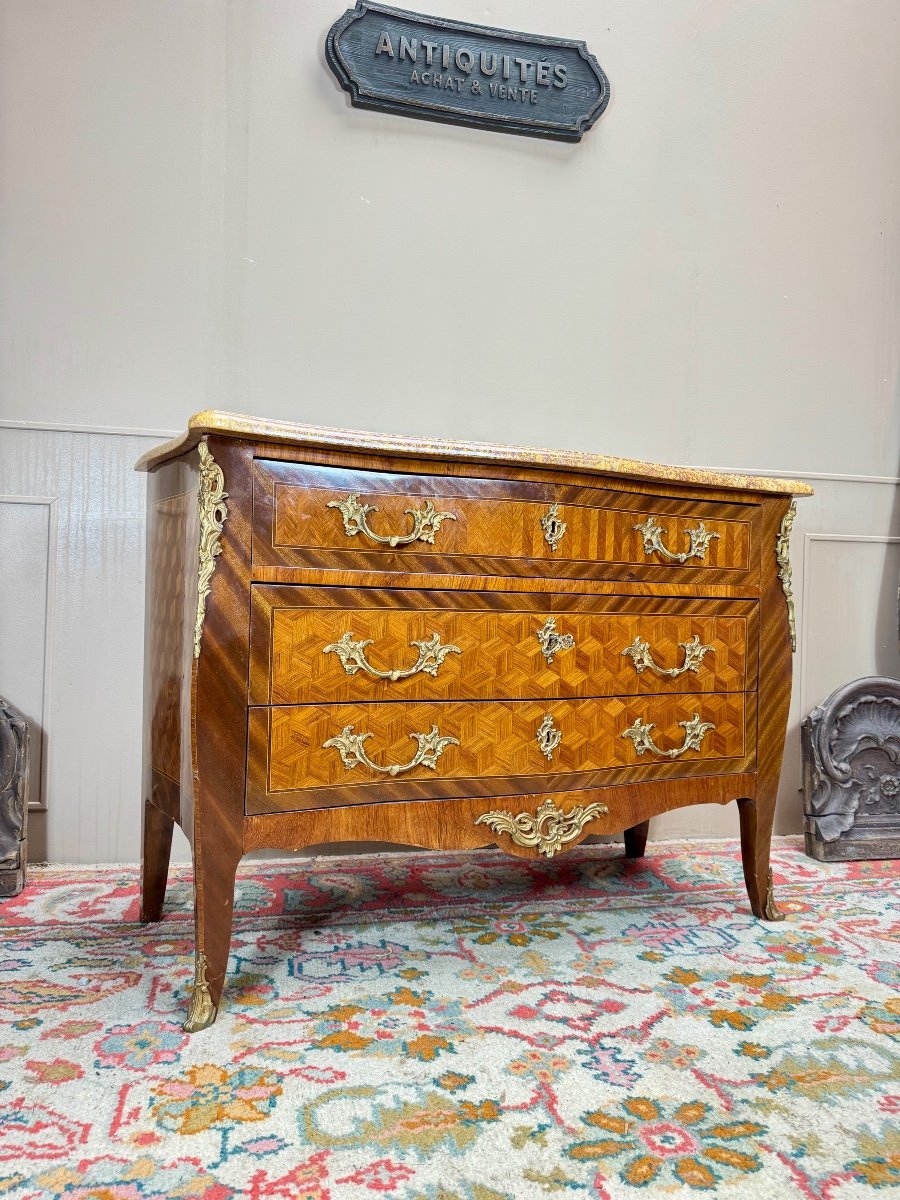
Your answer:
621;712;715;759
328;493;456;547
634;516;719;563
476;797;608;858
536;616;575;665
324;631;461;681
621;633;714;678
323;724;459;776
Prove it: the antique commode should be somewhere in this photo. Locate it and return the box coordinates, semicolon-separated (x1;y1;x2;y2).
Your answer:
136;412;812;1031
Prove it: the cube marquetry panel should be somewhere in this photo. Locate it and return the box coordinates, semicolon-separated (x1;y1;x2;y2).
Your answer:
254;692;749;799
256;592;755;705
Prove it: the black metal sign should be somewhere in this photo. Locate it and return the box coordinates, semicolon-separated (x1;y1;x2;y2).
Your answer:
326;3;609;142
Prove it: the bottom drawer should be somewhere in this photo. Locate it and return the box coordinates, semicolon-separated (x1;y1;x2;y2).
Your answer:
246;692;754;814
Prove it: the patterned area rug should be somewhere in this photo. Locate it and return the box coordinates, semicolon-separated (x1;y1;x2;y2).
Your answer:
0;838;897;1199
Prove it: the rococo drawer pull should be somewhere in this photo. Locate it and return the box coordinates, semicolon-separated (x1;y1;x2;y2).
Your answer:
540;502;567;551
621;634;714;678
475;797;608;858
324;631;462;681
323;723;459;776
327;492;456;547
536;616;575;665
536;712;563;761
621;712;716;759
634;516;719;563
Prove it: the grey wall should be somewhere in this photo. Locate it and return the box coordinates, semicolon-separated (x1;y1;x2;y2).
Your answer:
1;0;898;861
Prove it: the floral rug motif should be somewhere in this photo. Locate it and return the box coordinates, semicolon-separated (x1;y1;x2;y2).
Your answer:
0;838;898;1198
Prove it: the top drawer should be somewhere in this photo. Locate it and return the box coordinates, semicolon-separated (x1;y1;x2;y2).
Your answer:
252;460;756;583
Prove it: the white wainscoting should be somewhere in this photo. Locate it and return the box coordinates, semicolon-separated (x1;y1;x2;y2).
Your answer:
0;495;55;814
799;534;900;722
0;427;157;863
1;425;897;861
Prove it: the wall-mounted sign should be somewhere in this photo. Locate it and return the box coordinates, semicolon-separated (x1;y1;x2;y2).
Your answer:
326;3;609;142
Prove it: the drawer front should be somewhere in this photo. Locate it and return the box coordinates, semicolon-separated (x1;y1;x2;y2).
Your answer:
251;586;757;705
246;692;753;813
252;461;755;580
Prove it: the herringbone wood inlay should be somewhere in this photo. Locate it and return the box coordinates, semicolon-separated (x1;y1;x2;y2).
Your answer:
258;692;748;795
272;484;749;571
257;595;753;704
253;461;754;580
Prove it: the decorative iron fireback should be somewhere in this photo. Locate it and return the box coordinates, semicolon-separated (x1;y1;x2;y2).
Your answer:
802;676;900;861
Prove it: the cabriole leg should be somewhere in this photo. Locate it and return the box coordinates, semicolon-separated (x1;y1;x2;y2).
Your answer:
140;798;174;923
184;840;242;1033
623;820;650;859
737;796;784;921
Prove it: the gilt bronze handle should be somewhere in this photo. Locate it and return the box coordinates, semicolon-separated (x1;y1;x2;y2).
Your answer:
323;724;459;776
327;492;456;547
324;631;461;681
621;634;714;678
621;713;715;759
634;516;719;563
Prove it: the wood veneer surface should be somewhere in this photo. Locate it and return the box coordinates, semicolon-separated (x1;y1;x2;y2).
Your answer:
252;585;755;705
138;421;804;1030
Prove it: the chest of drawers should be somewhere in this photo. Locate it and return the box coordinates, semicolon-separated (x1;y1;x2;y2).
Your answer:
136;412;811;1031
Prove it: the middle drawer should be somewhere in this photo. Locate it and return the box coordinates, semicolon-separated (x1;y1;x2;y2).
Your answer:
250;586;757;705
